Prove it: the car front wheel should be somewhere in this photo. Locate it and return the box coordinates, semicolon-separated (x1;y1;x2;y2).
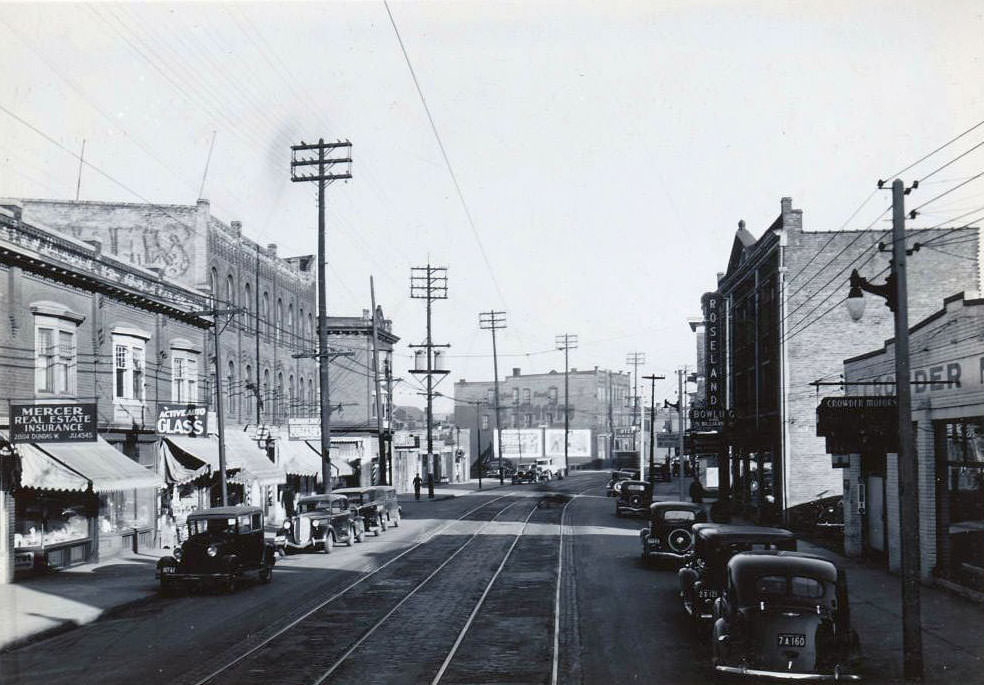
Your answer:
355;525;365;543
392;511;400;527
259;563;272;584
323;532;334;554
381;516;388;531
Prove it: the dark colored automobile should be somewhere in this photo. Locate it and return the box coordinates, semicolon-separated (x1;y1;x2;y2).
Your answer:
334;485;402;536
512;466;538;484
712;551;861;680
650;463;671;482
276;493;365;554
615;480;653;517
155;506;275;593
639;501;708;564
678;525;796;626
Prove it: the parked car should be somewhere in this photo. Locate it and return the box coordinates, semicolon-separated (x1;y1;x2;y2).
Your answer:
333;485;402;536
639;501;708;565
276;493;365;554
615;480;654;517
678;525;796;626
512;467;537;484
155;506;275;593
712;551;861;680
650;463;671;482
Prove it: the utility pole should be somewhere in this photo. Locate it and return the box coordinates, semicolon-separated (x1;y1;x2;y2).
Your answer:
626;352;645;476
678;368;687;501
290;138;352;494
385;359;395;486
410;265;449;482
607;371;615;469
479;311;506;484
846;178;922;680
189;306;243;506
557;334;578;477
369;277;386;486
643;374;665;486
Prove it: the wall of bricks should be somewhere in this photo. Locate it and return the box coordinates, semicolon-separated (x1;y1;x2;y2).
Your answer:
783;220;979;508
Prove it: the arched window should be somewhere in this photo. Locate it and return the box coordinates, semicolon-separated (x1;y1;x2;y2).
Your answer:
276;371;285;422
262;292;270;338
288;374;295;418
276;298;284;343
225;274;234;307
308;378;314;413
208;267;218;303
287;304;294;345
262;368;270;420
226;359;236;417
308;313;314;341
244;364;254;418
298;307;305;340
243;282;252;332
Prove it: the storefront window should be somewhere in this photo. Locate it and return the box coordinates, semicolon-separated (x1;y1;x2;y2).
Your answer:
14;492;92;549
943;419;984;524
99;489;153;533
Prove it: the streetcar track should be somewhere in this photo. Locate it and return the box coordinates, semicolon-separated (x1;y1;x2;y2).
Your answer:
191;494;513;685
313;498;536;685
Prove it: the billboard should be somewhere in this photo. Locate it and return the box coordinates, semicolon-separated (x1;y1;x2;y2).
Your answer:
10;402;97;443
545;429;591;458
494;429;542;459
157;404;208;436
288;417;320;441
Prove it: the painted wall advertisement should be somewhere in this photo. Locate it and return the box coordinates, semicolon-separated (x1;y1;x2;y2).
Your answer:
545;429;591;458
10;402;97;442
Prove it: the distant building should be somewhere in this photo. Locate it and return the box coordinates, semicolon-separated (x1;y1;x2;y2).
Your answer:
453;367;632;473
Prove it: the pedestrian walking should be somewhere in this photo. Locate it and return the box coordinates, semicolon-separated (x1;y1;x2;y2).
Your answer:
413;473;422;500
689;477;704;504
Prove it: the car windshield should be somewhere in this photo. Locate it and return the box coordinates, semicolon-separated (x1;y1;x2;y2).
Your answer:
344;493;369;504
298;500;332;513
663;510;696;523
188;517;236;536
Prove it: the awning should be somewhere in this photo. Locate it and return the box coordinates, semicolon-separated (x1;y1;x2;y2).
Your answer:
13;435;163;492
164;430;286;487
157;439;209;486
278;439;355;478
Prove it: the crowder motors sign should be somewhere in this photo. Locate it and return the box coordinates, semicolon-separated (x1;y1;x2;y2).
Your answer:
816;396;898;454
10;402;97;443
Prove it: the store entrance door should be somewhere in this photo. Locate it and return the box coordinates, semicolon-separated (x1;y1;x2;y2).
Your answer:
867;475;886;553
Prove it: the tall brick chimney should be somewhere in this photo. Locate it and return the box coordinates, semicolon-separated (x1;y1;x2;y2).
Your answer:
267;243;277;257
231;220;242;236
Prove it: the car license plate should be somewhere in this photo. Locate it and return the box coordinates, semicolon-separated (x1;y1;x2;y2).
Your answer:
161;566;174;574
627;485;644;491
698;589;717;599
776;633;806;648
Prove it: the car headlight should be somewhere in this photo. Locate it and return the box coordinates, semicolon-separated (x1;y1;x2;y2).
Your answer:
283;520;292;528
174;548;182;560
207;545;219;558
312;520;321;527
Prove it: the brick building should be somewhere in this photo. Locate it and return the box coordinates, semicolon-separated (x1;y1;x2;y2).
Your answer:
714;196;979;514
0;204;212;582
836;292;984;586
453;367;632;472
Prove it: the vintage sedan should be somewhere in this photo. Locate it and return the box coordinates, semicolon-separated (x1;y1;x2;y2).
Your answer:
678;525;796;626
639;501;708;564
615;480;653;517
712;551;861;680
276;493;365;554
155;506;275;593
333;485;402;535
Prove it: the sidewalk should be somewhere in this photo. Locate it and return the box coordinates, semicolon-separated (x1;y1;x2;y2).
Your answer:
719;514;984;683
396;477;511;503
0;547;167;653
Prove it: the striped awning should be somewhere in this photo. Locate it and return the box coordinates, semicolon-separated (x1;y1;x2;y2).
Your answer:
164;429;285;487
278;439;354;478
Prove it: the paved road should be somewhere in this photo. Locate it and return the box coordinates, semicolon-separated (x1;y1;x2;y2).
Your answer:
0;473;717;684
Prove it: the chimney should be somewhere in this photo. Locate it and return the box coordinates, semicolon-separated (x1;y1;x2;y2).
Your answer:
267;243;277;257
512;368;521;376
738;219;746;231
231;220;242;236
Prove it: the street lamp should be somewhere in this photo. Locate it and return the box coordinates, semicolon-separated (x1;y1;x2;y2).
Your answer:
844;178;922;681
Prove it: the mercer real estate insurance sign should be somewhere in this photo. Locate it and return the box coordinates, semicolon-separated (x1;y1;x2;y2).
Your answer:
10;402;98;443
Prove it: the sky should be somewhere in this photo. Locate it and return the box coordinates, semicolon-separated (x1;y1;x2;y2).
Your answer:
2;1;983;413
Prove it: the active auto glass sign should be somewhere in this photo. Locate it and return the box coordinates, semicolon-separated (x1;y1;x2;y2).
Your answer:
157;404;208;436
10;402;98;443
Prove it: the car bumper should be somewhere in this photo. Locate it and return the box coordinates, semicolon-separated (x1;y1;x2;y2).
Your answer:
644;545;690;560
715;665;860;681
156;570;234;582
617;506;648;515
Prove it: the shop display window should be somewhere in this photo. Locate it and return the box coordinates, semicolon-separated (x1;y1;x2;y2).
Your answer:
14;491;93;549
942;419;984;524
98;488;154;534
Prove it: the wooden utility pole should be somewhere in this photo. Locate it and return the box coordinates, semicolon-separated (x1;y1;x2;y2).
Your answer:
557;334;578;477
410;265;449;483
480;311;506;484
290;138;352;493
369;277;386;485
626;352;646;475
643;374;666;485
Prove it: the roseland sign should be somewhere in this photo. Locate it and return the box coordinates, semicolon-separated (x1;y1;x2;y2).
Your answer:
10;402;97;443
701;292;725;410
157;404;208;436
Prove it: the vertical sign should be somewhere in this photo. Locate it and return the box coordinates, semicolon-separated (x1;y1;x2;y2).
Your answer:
701;292;723;409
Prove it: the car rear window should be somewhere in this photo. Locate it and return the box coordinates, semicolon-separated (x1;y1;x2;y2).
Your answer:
755;575;826;599
663;510;696;523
